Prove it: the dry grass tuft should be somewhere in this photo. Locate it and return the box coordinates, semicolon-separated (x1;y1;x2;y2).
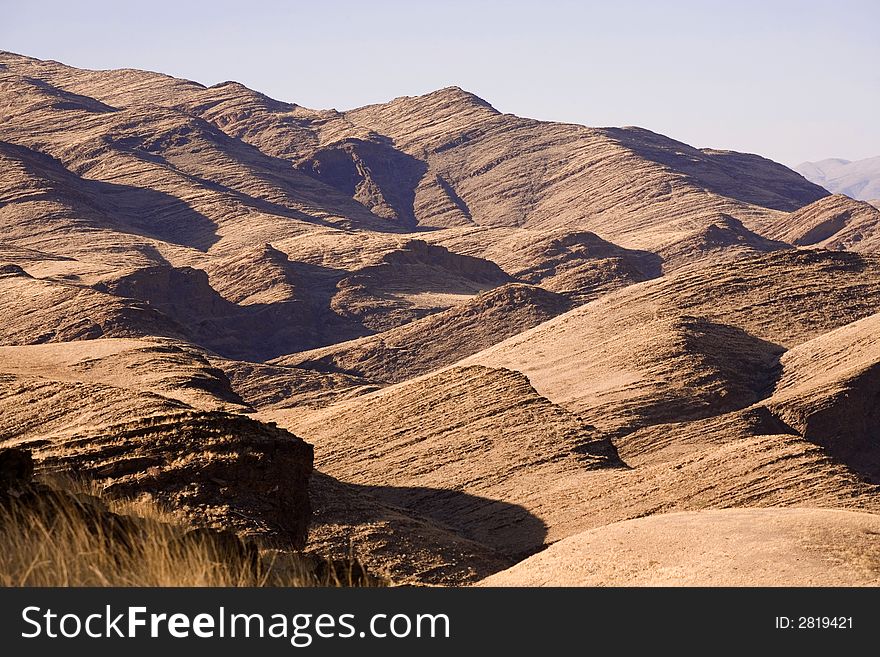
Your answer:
0;475;380;587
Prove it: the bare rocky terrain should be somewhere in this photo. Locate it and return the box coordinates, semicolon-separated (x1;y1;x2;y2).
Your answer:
2;50;880;586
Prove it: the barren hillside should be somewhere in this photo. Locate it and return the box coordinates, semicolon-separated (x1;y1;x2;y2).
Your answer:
2;51;879;586
759;194;880;253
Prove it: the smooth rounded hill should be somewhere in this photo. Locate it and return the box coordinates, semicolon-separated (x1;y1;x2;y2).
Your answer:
767;311;880;481
463;250;880;431
480;508;880;586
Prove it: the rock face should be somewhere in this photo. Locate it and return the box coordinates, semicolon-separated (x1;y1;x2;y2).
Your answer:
20;411;314;548
0;447;33;487
0;340;314;549
0;446;314;586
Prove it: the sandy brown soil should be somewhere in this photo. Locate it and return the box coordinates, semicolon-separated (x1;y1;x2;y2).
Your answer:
480;508;880;586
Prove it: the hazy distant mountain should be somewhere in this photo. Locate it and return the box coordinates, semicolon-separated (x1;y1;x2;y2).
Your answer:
796;156;880;202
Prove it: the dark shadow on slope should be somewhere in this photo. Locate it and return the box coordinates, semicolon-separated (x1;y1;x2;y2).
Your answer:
0;141;221;251
122;151;351;233
85;178;221;251
516;231;663;280
106;118;417;235
435;174;474;222
107;104;419;234
175;170;345;228
287;283;573;385
92;239;518;360
329;240;512;333
684;318;786;402
94;261;363;361
605;317;786;440
659;214;792;266
776;365;880;485
307;473;547;583
299;138;428;228
349;482;548;563
22;76;117;113
512;231;664;303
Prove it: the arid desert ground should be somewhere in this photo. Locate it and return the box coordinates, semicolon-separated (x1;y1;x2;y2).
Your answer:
2;50;880;586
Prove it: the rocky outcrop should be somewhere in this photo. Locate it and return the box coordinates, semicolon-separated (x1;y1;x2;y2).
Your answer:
0;447;33;487
0;446;346;585
14;411;314;548
0;447;153;560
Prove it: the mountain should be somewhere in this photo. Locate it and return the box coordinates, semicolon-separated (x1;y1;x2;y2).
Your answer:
796;156;880;201
464;250;880;426
267;251;880;582
2;50;880;586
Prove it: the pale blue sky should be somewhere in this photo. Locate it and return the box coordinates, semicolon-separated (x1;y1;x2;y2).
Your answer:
2;0;878;166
